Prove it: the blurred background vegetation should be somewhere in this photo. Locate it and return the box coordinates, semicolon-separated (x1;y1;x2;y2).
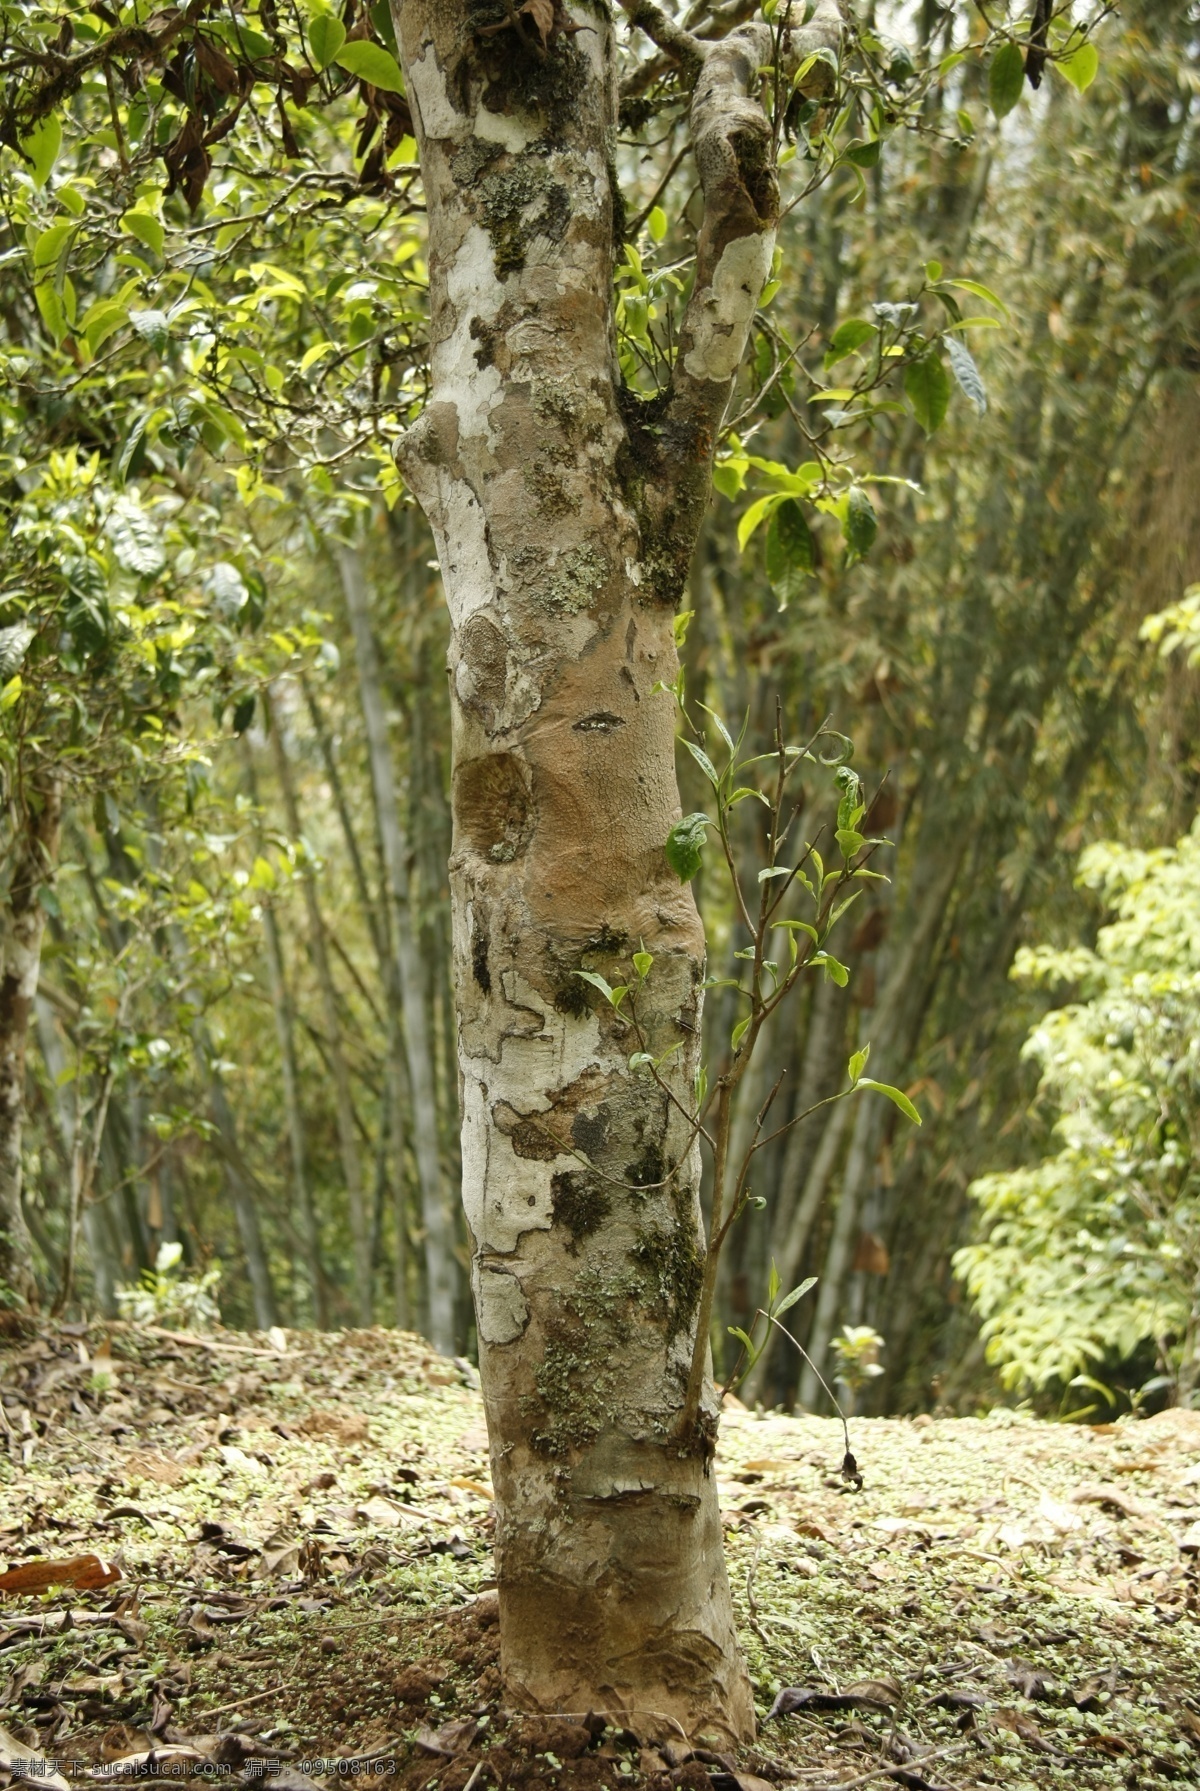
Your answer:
2;0;1198;1420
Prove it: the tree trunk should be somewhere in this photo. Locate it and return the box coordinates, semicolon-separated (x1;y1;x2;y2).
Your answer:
205;1064;278;1331
244;740;326;1326
268;691;373;1325
0;773;62;1308
392;0;835;1737
337;542;458;1353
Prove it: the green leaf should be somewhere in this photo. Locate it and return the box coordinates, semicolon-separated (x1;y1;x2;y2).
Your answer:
848;1046;869;1083
775;1276;817;1317
731;1014;751;1050
309;13;347;68
632;950;653;980
575;969;615;1004
698;702;735;753
858;1078;922;1124
106;496;165;576
836;827;866;859
904;351;951;434
988;40;1025;118
664;812;711;883
842;137;880;168
768;1260;781;1307
0;674;24;714
816;952;849;987
945;335;987;414
33;222;72;269
20;115;61;189
944;278;1009;319
122;210;164;257
130;309;170;353
1055;38;1098;94
765;500;816;608
683;739;719;787
336;41;406;93
737;492;785;549
825;318;877;367
82;300;129;354
844;487;877;557
648;206;667;242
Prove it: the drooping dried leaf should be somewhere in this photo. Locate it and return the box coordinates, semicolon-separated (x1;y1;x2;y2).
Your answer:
521;0;555;44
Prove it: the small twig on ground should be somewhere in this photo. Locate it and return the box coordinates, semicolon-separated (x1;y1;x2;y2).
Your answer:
745;1540;772;1651
805;1740;970;1790
191;1682;289;1721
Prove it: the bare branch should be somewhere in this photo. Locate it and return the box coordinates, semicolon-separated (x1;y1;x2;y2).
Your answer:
618;1;707;79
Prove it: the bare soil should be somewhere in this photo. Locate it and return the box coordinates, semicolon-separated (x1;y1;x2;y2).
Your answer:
2;1322;1198;1791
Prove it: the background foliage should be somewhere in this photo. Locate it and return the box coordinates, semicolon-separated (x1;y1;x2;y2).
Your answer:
1;0;1197;1413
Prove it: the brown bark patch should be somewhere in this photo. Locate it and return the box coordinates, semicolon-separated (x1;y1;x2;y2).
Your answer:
459;614;508;721
454;752;532;861
550;1169;611;1244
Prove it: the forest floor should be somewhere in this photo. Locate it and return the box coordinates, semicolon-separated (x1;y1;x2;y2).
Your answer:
2;1324;1199;1791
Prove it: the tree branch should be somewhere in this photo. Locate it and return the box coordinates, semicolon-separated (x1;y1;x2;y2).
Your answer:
618;1;706;80
624;1;840;599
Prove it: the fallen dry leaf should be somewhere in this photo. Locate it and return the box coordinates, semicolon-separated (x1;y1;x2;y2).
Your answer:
0;1552;121;1595
0;1725;70;1791
415;1718;478;1757
1070;1482;1166;1529
297;1409;371;1444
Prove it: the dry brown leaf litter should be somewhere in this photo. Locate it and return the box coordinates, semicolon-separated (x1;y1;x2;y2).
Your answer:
1;1321;1198;1791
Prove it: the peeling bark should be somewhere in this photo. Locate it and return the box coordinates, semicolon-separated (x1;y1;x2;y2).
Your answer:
392;0;835;1737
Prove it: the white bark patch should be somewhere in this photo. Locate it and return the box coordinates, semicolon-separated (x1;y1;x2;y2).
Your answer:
428;482;498;632
408;43;463;141
475;104;535;154
441;225;506;442
683;231;776;383
474;1261;530;1344
460;985;603;1254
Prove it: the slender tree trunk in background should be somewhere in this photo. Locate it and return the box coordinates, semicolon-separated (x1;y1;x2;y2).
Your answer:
393;0;836;1734
269;693;373;1325
337;544;457;1354
303;674;418;1327
159;913;278;1329
244;741;326;1326
798;848;961;1408
205;1065;278;1330
0;773;62;1307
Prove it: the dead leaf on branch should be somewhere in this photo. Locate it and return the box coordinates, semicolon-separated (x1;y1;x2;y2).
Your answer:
476;0;587;49
522;0;554;43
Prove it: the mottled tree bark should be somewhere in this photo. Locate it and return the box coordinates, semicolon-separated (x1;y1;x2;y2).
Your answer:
392;0;835;1737
0;774;62;1307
